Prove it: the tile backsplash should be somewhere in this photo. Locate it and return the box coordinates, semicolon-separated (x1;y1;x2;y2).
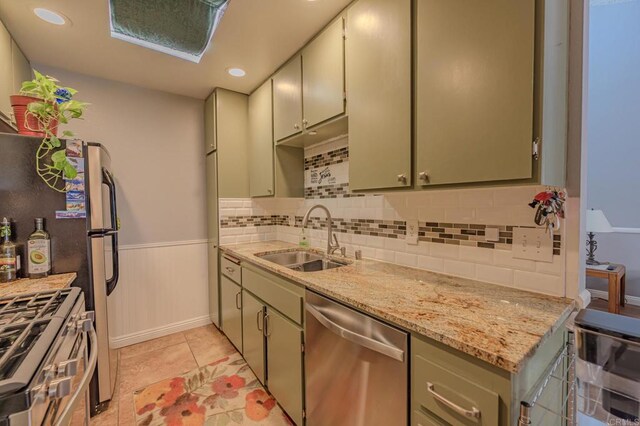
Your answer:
219;137;566;297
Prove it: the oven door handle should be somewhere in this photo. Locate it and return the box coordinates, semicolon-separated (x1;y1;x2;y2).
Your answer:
54;318;98;426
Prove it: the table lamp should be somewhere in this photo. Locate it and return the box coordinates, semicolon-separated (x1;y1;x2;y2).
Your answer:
586;209;613;265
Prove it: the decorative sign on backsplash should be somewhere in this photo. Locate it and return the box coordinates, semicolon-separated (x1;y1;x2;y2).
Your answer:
305;160;348;188
55;140;87;219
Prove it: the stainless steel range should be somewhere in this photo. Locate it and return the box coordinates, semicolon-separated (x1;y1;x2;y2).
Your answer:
0;288;97;426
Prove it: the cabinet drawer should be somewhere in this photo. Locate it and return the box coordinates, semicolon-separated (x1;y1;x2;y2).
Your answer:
412;410;445;426
414;355;499;425
242;266;303;324
221;256;242;284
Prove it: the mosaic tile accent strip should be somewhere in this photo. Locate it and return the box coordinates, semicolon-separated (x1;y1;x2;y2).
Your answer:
304;146;348;170
304;183;365;199
220;215;289;228
221;215;562;255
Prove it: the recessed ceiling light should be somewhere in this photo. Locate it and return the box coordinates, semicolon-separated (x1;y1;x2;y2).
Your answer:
34;8;67;25
227;68;246;77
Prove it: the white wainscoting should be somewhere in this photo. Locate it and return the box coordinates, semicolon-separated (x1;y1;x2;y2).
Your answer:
107;239;211;348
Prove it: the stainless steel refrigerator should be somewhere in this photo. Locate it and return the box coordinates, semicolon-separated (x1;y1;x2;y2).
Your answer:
0;133;119;415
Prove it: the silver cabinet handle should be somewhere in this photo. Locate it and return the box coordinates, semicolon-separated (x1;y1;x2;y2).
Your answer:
256;310;263;331
294;123;300;130
426;382;481;419
419;172;429;182
263;313;270;337
225;266;235;274
267;189;273;194
235;292;242;310
302;119;308;128
305;304;404;361
397;174;407;183
209;143;214;148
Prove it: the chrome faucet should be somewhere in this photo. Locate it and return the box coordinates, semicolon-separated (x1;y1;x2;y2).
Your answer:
301;204;342;256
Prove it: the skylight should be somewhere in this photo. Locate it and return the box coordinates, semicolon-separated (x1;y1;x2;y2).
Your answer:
109;0;229;63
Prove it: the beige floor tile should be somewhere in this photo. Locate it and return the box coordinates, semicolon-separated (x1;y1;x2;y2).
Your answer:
119;332;186;360
183;323;221;342
118;342;198;394
118;391;136;426
89;404;118;426
183;324;237;366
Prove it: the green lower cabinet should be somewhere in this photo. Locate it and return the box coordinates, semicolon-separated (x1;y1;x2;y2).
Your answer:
266;307;304;425
242;290;266;385
412;410;446;426
220;276;243;353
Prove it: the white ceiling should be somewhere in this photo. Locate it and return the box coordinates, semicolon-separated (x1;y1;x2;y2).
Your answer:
0;0;351;99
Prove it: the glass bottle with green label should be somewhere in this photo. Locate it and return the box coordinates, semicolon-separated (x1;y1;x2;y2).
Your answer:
27;218;51;279
0;217;18;283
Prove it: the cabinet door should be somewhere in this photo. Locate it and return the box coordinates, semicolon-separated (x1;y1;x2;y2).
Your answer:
220;276;242;353
0;21;13;122
248;80;275;197
216;89;250;197
266;308;303;425
242;290;266;384
206;153;218;242
208;244;219;327
204;92;216;154
272;56;302;142
415;0;535;186
302;18;345;129
11;40;31;95
346;0;412;191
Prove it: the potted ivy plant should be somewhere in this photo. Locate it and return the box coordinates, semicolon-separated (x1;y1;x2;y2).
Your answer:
10;71;88;192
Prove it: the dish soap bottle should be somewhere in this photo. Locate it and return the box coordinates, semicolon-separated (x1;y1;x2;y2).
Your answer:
299;228;310;248
0;217;18;283
27;218;51;279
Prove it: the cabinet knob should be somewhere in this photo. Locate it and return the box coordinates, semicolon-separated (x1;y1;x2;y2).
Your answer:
397;174;407;183
302;119;308;127
419;172;429;182
294;123;300;130
267;189;273;194
209;143;214;148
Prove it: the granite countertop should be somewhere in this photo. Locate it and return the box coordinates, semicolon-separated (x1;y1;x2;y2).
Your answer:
221;241;575;373
0;273;77;298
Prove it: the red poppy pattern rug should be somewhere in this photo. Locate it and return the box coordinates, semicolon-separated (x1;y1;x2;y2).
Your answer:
133;353;293;425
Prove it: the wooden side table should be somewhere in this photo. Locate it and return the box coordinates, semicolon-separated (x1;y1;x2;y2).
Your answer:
586;264;626;314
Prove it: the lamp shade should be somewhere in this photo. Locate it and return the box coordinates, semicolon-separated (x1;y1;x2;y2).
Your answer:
586;209;613;233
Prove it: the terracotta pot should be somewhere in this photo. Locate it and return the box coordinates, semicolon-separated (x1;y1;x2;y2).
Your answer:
10;95;59;137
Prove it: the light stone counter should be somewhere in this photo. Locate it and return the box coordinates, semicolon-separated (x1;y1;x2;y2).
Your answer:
221;241;574;373
0;273;77;298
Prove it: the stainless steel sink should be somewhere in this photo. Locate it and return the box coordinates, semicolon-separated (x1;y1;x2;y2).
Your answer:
257;250;347;272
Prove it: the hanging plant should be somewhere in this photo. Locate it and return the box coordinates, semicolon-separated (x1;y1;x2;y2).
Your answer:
10;70;88;192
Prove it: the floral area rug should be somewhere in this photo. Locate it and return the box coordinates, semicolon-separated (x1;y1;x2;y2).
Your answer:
133;353;293;425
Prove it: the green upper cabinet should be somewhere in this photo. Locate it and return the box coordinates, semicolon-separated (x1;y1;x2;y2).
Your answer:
0;21;13;123
11;40;30;96
415;0;535;186
302;17;345;129
204;92;216;154
248;80;275;197
213;88;250;198
273;56;303;142
346;0;412;191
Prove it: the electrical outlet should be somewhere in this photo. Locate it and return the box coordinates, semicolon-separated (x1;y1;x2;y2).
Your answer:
406;220;419;245
512;227;553;262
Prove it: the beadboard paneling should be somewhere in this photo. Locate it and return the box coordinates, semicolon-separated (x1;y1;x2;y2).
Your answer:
107;240;210;348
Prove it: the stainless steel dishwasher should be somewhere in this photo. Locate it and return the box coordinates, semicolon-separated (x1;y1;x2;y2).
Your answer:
305;291;408;426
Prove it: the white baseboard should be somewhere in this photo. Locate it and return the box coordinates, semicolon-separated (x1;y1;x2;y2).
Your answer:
588;289;640;307
110;315;213;349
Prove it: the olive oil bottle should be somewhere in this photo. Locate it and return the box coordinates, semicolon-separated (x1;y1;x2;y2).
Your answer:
27;218;51;279
0;217;18;283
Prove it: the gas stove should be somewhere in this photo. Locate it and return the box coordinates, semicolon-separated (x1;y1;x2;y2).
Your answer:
0;288;96;426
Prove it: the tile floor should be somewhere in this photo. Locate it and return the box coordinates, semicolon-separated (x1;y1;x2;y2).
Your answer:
90;324;237;425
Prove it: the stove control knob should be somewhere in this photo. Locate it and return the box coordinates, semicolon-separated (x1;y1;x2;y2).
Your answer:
81;311;95;321
43;364;57;381
57;359;79;378
48;377;72;399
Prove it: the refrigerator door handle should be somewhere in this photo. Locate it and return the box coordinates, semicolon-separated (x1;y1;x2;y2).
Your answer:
102;168;118;233
106;231;119;296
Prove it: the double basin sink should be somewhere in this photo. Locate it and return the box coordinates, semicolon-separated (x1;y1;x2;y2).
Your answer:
257;250;347;272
